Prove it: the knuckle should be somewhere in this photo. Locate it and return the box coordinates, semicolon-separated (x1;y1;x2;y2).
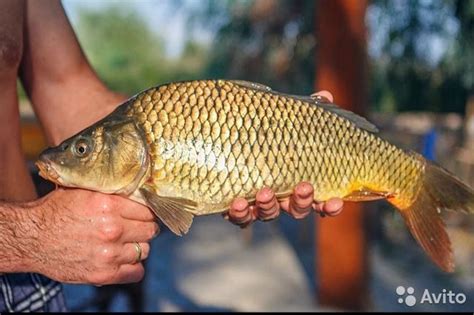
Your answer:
296;199;312;209
97;246;117;264
99;221;123;241
291;206;311;219
98;196;115;213
258;208;280;221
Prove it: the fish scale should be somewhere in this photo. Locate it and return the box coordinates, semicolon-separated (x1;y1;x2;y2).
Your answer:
126;80;422;213
37;79;474;272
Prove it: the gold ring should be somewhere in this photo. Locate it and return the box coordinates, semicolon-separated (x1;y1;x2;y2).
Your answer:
133;242;142;264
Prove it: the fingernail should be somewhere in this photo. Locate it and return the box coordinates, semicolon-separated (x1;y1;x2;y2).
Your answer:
256;187;273;204
327;206;343;217
324;198;344;215
232;198;249;212
296;183;313;198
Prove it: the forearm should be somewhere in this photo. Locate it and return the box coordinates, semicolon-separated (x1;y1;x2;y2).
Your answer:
19;0;126;145
0;201;41;273
0;58;37;202
21;63;125;145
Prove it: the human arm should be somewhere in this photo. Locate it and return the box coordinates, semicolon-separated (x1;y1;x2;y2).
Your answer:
19;0;125;145
0;188;158;284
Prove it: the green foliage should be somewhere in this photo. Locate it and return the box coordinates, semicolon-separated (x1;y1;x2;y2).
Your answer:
368;0;473;113
442;0;474;90
74;4;207;95
184;0;316;94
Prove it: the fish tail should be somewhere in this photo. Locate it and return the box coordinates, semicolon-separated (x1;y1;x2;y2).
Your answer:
389;161;474;272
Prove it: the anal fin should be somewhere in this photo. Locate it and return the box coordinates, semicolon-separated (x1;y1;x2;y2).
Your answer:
140;185;195;236
344;188;394;202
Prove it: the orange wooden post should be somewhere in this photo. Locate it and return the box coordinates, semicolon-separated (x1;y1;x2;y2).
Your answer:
315;0;370;310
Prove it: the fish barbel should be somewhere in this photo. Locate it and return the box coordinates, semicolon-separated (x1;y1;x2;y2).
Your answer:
36;79;474;272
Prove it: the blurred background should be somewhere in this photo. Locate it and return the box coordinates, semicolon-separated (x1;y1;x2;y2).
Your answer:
21;0;473;312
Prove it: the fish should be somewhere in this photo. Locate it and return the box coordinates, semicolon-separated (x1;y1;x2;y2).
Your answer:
36;79;474;272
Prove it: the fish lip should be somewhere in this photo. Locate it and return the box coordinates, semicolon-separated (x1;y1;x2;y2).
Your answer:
36;157;61;183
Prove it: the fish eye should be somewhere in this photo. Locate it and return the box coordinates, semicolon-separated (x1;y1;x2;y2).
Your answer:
74;139;90;157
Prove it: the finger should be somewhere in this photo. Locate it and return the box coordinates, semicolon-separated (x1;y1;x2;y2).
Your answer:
248;205;260;222
118;242;150;265
288;182;314;219
111;263;145;284
322;198;344;217
121;221;160;242
313;90;334;103
239;204;258;227
119;203;156;222
279;198;291;213
313;202;328;218
255;188;280;220
227;197;252;225
255;187;275;206
312;201;324;212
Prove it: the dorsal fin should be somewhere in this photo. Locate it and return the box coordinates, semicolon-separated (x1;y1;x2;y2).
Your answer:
307;93;378;133
229;79;378;133
316;102;379;133
230;80;272;92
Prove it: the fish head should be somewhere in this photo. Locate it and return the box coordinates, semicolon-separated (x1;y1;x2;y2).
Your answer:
36;119;149;195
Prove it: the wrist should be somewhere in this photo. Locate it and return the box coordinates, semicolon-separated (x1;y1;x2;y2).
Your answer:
0;202;43;273
21;200;51;274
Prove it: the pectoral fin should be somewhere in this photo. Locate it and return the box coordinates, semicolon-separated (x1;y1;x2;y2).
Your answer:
140;185;196;236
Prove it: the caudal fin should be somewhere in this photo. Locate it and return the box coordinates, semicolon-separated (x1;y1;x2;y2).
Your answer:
394;162;474;272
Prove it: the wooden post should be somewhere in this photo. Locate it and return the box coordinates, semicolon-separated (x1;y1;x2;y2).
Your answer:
315;0;369;310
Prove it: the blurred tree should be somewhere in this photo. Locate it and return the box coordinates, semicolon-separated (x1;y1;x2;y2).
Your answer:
442;0;474;93
75;5;167;94
71;0;473;113
188;0;316;94
368;0;473;114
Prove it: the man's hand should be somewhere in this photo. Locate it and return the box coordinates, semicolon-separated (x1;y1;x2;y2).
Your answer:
26;188;158;285
224;90;344;227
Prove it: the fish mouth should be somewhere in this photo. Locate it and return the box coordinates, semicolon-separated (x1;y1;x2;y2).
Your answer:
36;158;61;184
